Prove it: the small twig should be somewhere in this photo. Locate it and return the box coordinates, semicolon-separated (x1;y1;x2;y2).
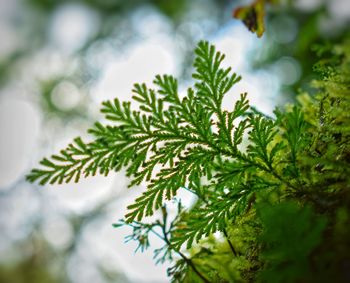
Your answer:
223;228;237;257
160;206;210;283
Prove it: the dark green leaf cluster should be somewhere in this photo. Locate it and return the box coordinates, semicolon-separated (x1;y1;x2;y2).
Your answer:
257;201;327;283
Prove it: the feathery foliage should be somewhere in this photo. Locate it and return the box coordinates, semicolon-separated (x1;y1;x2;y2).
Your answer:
28;39;350;282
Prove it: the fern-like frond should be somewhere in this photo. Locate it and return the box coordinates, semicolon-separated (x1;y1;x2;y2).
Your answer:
28;41;277;245
27;137;118;185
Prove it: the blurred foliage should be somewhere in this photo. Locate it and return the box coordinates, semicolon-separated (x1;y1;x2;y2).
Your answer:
0;235;65;283
27;0;188;19
38;77;90;120
2;0;347;120
253;3;350;98
0;260;60;283
257;202;327;283
0;0;234;121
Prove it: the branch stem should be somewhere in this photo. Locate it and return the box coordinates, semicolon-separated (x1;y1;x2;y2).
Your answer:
160;207;210;283
223;228;237;257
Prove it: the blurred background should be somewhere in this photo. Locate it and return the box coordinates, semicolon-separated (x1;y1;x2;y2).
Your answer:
0;0;349;282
